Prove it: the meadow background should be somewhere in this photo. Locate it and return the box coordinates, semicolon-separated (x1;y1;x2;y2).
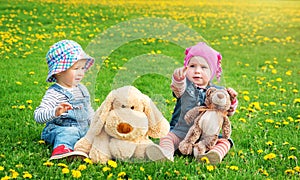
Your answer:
0;0;299;179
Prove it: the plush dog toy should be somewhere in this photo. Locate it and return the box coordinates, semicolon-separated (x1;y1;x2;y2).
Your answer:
178;87;232;157
74;86;170;163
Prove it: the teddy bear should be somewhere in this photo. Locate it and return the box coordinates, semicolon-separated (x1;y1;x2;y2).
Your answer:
178;87;232;158
74;85;170;163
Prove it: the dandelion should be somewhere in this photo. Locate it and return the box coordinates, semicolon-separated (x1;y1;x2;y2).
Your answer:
102;166;111;172
147;175;152;180
28;71;35;75
206;165;215;171
284;169;295;175
71;170;81;178
229;166;239;171
16;81;22;85
282;142;289;145
83;158;93;164
118;171;126;177
269;102;276;106
23;171;32;179
18;105;26;110
62;168;70;174
1;175;10;180
289;147;296;151
26;100;32;104
94;98;100;103
107;173;113;179
38;140;45;144
15;164;23;168
107;160;117;168
0;166;4;171
257;149;263;154
43;161;54;167
294;166;300;172
243;96;250;101
293;98;300;104
264;153;276;160
288;155;297;160
239;118;246;123
200;156;210;164
78;165;86;171
266;141;273;146
265;119;274;123
57;163;68;168
10;169;19;178
292;89;298;93
140;167;144;172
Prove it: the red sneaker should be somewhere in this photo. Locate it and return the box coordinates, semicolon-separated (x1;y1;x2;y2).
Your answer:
49;145;74;160
49;145;89;161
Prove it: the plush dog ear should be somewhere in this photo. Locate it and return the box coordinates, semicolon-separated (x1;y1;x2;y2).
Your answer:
143;95;169;138
85;89;116;139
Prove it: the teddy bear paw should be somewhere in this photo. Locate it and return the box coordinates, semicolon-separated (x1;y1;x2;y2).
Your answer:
178;142;193;155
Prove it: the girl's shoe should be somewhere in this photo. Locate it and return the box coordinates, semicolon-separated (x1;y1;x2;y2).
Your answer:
146;144;173;161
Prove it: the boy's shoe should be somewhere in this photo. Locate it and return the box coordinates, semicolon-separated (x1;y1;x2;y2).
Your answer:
146;144;174;161
49;145;88;160
197;150;221;165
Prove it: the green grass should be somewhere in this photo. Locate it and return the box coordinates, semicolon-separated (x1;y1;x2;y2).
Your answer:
0;0;299;179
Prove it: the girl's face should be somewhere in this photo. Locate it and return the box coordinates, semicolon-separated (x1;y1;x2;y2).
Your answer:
55;59;87;88
186;56;211;88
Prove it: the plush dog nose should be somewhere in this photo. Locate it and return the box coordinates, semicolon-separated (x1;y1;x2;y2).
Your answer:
117;123;133;134
217;93;224;99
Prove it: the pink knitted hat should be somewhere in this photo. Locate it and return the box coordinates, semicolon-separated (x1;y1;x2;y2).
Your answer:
184;42;222;81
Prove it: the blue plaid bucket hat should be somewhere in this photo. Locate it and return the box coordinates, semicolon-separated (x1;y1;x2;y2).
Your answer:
46;40;94;82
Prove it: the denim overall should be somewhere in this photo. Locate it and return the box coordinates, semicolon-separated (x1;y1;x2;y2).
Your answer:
41;84;90;150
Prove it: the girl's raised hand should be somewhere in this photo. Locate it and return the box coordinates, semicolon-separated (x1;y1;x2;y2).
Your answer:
173;67;188;81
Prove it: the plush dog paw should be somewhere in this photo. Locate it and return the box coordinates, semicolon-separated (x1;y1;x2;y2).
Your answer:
74;137;92;154
89;146;111;164
178;141;193;155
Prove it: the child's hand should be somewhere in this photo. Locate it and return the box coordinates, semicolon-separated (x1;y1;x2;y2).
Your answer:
173;67;188;81
55;102;73;117
227;87;238;102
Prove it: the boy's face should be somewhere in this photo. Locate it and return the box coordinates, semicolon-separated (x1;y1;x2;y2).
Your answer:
186;56;211;88
55;59;87;88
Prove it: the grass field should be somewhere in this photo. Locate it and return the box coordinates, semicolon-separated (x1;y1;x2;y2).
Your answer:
0;0;299;179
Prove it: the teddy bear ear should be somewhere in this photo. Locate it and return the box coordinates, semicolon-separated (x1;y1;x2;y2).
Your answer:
206;87;216;96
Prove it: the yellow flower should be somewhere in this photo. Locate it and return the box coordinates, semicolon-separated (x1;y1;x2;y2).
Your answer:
43;161;54;167
257;149;263;154
107;173;113;179
57;163;68;168
289;147;296;151
15;164;23;168
108;160;117;168
83;158;93;164
62;168;70;174
263;153;276;160
229;166;239;171
23;171;32;179
0;166;4;171
293;98;300;104
71;170;81;178
16;81;22;85
282;142;289;145
26;100;32;104
102;166;111;172
78;165;87;171
200;156;210;164
10;169;19;178
38;140;45;144
140;167;144;172
266;141;273;146
206;165;215;171
28;71;35;75
269;102;276;106
288;155;296;160
243;95;250;101
294;166;300;172
1;175;10;180
284;169;295;175
118;171;126;177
